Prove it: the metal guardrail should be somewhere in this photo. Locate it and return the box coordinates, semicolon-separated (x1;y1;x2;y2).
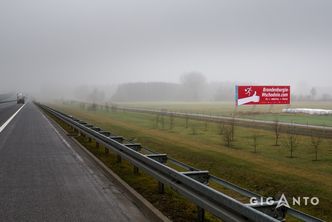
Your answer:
143;148;324;222
39;104;324;222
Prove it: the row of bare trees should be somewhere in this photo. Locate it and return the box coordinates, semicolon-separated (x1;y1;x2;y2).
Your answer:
103;105;324;161
274;120;322;160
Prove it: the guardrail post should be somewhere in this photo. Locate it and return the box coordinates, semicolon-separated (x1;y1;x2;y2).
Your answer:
133;166;139;174
247;201;287;221
146;154;168;194
109;136;124;143
182;171;210;222
72;128;80;136
117;155;122;163
96;142;100;148
100;131;111;137
88;137;92;142
124;143;142;152
158;182;164;194
104;147;109;154
197;206;205;222
124;144;142;174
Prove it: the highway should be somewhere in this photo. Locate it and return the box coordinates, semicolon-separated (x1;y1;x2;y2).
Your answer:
0;102;151;222
0;101;22;128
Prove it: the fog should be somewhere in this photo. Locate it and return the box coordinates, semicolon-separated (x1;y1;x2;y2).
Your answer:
0;0;331;100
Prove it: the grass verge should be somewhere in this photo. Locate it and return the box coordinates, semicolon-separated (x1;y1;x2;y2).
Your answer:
49;103;332;221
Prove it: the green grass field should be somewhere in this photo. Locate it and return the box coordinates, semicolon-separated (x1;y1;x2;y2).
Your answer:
117;101;332;127
51;102;332;221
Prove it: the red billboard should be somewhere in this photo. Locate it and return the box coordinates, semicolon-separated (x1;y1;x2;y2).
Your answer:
235;85;290;106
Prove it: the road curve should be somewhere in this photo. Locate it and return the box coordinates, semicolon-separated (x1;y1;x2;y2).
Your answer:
0;103;151;222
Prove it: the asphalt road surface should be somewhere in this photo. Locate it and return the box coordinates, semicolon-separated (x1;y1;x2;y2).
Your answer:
0;102;151;222
0;101;21;127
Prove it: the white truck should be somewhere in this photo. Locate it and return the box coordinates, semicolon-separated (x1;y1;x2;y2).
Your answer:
17;92;25;104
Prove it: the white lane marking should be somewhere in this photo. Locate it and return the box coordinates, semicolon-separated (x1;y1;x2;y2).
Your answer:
41;113;84;163
0;104;26;133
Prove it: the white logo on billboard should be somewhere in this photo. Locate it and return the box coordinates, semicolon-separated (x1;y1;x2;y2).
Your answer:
238;89;260;105
245;87;253;96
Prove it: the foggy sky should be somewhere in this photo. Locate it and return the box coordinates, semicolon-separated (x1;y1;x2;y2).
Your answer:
0;0;331;94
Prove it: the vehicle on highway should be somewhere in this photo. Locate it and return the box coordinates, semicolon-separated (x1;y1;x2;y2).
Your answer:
17;92;25;104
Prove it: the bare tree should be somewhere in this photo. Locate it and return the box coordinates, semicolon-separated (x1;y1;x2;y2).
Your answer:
111;104;118;112
169;114;174;130
284;126;298;158
252;131;258;153
89;88;105;104
88;102;97;111
230;115;235;141
105;102;109;112
155;114;160;128
223;126;233;148
311;132;322;161
180;72;206;101
285;134;298;158
185;115;189;128
310;87;317;100
161;115;165;129
218;121;224;135
79;102;85;110
274;119;281;146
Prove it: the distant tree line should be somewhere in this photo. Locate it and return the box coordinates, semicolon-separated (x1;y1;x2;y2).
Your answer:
70;73;332;103
111;81;332;102
112;82;182;101
112;72;236;102
292;87;332;101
